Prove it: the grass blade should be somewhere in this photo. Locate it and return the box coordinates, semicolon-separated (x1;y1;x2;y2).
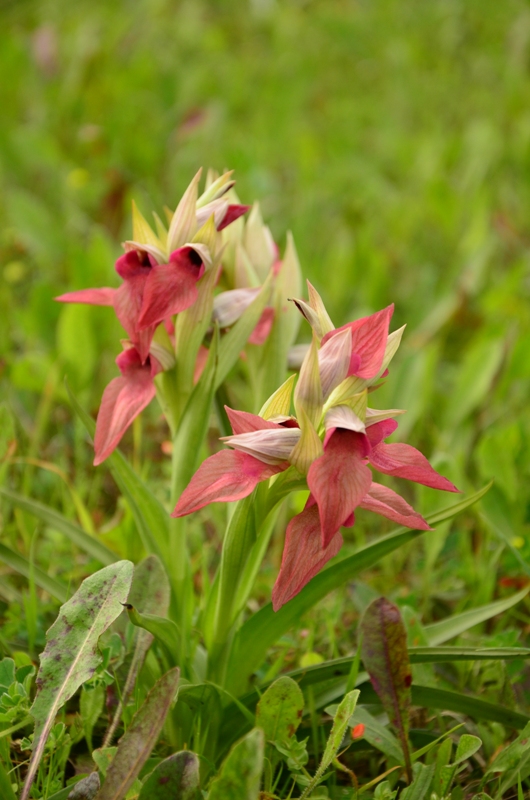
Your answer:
0;543;67;602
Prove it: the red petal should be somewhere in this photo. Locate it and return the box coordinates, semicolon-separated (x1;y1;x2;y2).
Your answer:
94;361;156;465
369;442;460;492
323;305;394;380
248;307;275;345
365;418;398;447
55;288;116;306
225;407;281;435
115;249;153;279
307;429;373;548
360;482;432;530
217;204;251;231
138;247;203;329
172;450;287;517
114;276;154;364
272;506;343;610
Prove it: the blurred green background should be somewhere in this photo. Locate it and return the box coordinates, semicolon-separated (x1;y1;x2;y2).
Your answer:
1;0;529;597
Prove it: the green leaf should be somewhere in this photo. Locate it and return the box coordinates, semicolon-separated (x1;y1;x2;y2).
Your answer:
67;773;101;799
361;599;412;781
66;380;169;562
487;722;530;773
20;561;133;800
400;763;435;800
80;684;105;752
348;707;404;763
443;337;504;429
255;676;304;745
424;586;530;645
0;757;17;800
126;605;180;663
300;690;359;800
0;543;67;602
226;484;491;693
98;667;180;800
138;751;200;800
0;489;116;565
216;274;272;388
208;728;264;800
454;734;482;765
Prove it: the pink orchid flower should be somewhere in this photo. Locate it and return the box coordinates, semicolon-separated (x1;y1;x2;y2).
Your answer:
173;292;459;610
93;344;163;465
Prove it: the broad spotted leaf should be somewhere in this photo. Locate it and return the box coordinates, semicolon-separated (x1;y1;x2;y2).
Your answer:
361;597;413;781
138;751;200;799
21;561;133;800
255;676;304;744
98;667;180;800
208;728;264;800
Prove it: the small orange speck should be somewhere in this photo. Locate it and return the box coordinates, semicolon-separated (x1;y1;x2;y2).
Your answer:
161;441;173;455
351;724;365;740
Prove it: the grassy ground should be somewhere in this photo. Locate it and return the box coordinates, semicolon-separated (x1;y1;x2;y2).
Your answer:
1;0;530;795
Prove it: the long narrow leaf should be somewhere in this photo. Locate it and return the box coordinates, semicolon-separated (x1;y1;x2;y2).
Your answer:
226;483;491;693
0;544;67;602
0;488;116;565
424;587;530;645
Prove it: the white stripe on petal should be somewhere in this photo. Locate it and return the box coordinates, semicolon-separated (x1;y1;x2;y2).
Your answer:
324;404;366;433
221;427;301;465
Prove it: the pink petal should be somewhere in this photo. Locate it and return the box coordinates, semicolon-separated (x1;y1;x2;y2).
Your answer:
365;418;398;447
360;482;432;530
217;204;251;231
55;288;116;306
272;505;343;610
94;356;156;466
248;307;275;345
318;327;352;399
193;345;209;385
138;247;204;330
323;305;394;380
369;442;460;492
225;407;281;435
307;429;373;548
172;449;287;517
114;276;154;364
115;249;154;279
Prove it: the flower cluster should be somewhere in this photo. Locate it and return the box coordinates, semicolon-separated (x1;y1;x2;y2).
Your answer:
173;282;459;609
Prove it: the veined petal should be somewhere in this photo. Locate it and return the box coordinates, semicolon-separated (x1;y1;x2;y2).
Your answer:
369;442;460;492
294;334;323;428
249;307;274;345
197;170;235;206
318;327;352;399
307;429;372;547
138;247;204;329
94;354;156;465
225;407;281;435
324;404;366;435
167;168;202;251
172;449;287;517
132;200;164;250
114;277;154;364
360;482;432;530
289;405;323;476
323;305;394;380
221;427;301;465
244;203;276;279
217;204;251;231
259;373;297;420
307;281;335;337
326;375;367;408
379;324;406;376
272;505;343;610
365;418;398;447
213;288;261;327
366;407;406;426
122;241;166;266
55;287;116;306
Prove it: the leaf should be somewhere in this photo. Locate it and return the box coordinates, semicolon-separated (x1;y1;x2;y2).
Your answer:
98;667;180;800
226;483;491;692
255;676;304;745
454;734;482;765
126;605;180;662
399;763;435;800
137;751;200;800
104;556;171;747
0;489;116;566
208;728;264;800
348;707;403;763
66;380;169;563
67;772;101;799
487;721;530;773
0;543;67;602
0;757;17;800
299;690;359;800
20;561;133;800
80;684;105;751
424;587;530;645
361;598;412;781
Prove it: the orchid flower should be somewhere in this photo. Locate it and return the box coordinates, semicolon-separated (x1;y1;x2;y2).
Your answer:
173;285;459;610
56;170;249;360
